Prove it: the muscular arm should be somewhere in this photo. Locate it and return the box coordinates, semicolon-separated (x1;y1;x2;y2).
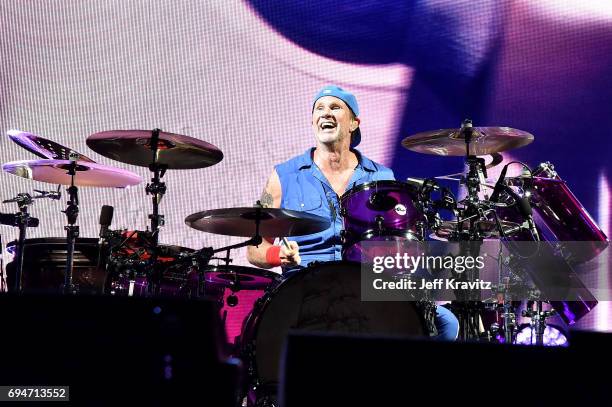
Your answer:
246;170;282;268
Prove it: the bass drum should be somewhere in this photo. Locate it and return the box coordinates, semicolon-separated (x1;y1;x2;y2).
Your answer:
240;261;431;397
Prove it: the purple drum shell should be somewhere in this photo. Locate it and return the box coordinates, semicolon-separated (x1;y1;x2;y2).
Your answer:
549;299;598;326
495;175;606;325
340;180;423;238
497;176;608;263
202;265;281;345
528;177;608;262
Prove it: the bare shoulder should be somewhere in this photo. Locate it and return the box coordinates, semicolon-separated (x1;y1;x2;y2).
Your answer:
260;169;282;208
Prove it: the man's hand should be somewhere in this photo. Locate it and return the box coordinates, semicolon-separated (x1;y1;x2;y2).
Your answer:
280;240;301;267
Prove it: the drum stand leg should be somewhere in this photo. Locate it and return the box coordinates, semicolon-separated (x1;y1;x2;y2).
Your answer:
9;195;35;293
3;190;60;292
145;129;168;294
63;157;80;294
446;120;491;341
522;301;556;345
145;129;167;249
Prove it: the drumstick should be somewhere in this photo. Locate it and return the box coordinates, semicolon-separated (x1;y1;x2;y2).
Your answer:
281;237;291;248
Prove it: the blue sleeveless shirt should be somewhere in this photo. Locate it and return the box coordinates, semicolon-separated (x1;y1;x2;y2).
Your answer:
275;148;394;272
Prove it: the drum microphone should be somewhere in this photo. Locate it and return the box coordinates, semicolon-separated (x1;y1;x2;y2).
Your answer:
500;185;541;241
516;195;540;241
98;205;114;243
406;177;440;192
489;164;509;203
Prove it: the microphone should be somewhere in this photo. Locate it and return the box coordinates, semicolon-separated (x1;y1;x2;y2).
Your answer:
501;185;540;241
516;195;540;241
98;205;114;243
406;177;440;192
0;213;39;227
489;164;509;203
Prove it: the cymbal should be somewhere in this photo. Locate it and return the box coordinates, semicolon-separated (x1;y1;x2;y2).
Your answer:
402;127;534;156
87;130;223;169
185;207;331;237
8;129;95;162
2;159;142;188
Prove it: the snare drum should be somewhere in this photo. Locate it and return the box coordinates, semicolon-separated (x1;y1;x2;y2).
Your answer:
340;180;425;262
239;261;429;399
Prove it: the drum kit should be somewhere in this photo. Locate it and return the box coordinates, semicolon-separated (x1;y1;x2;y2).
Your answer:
0;120;609;404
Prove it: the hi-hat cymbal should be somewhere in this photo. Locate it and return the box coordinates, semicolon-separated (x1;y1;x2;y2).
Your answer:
87;130;223;169
402;127;534;156
185;207;330;237
2;159;142;188
8;129;95;162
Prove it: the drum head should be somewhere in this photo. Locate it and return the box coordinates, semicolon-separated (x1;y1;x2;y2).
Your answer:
246;261;427;387
340;180;424;239
204;264;280;289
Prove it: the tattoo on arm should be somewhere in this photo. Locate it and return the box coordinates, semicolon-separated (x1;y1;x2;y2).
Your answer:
260;176;274;208
260;190;273;208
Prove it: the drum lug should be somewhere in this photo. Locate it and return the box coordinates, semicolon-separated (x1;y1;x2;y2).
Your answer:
374;215;385;233
340;229;347;244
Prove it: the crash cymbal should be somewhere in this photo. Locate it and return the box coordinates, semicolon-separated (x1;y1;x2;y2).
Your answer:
2;159;142;188
7;129;95;162
402;127;534;156
87;130;223;169
185;207;330;237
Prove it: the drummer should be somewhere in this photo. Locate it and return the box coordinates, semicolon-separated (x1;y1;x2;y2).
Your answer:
246;85;459;340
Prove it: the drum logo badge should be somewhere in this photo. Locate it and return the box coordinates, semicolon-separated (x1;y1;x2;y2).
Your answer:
394;204;407;216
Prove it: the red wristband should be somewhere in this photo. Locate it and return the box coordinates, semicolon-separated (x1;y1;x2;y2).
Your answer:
266;245;282;267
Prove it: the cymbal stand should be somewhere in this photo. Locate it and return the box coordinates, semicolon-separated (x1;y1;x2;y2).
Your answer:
3;194;33;292
146;128;167;249
3;188;60;292
63;153;80;294
450;119;491;340
522;301;556;345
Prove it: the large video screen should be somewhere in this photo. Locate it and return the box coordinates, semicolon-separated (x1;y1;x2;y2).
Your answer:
1;0;610;330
